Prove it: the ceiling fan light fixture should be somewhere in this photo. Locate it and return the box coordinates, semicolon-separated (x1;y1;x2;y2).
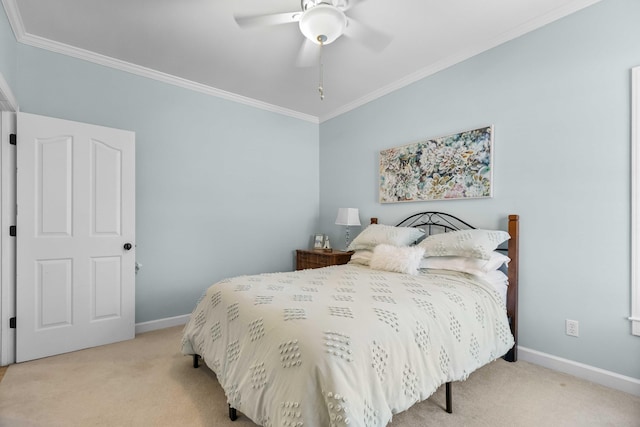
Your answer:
299;4;347;45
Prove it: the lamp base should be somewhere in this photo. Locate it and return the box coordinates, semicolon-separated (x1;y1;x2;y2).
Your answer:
344;226;351;251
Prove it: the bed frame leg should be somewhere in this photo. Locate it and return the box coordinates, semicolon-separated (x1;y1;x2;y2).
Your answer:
229;405;238;421
193;354;200;368
503;346;516;363
445;382;452;414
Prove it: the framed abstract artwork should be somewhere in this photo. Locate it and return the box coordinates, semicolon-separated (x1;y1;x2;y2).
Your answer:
379;126;493;203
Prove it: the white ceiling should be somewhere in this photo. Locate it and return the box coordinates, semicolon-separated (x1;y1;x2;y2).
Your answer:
3;0;600;122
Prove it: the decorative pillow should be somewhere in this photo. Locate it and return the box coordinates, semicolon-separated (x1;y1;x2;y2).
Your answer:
419;251;510;276
417;229;510;260
348;250;373;266
369;244;425;275
348;224;424;251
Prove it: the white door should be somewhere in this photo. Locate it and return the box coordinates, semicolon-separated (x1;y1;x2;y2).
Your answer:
16;112;135;362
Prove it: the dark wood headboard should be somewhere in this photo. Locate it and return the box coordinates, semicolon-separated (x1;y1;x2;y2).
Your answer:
370;212;519;362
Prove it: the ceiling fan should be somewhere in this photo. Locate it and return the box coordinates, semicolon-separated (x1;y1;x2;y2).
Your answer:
235;0;392;99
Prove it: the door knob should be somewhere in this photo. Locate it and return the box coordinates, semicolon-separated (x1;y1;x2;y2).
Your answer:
123;243;133;251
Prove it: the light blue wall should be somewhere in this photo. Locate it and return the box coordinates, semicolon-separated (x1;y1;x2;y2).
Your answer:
9;44;319;323
0;5;16;91
319;0;640;379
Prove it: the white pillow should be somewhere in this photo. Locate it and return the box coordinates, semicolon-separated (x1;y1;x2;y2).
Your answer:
483;270;509;307
485;269;509;287
369;244;425;275
419;251;510;276
348;224;425;251
348;250;373;266
418;229;510;260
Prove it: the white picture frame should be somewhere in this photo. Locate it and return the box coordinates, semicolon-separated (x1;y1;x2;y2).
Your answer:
313;233;324;249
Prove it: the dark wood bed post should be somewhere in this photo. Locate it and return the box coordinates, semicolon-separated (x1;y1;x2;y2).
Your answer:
505;214;519;362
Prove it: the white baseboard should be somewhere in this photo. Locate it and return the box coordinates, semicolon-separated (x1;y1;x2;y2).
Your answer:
518;346;640;397
135;314;190;334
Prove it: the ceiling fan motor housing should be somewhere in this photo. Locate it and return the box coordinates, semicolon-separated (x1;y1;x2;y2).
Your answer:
299;3;347;45
301;0;349;11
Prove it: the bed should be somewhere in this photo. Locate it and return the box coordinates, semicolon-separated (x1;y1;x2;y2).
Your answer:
181;212;520;426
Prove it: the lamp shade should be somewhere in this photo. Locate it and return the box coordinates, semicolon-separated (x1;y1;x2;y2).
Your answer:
299;4;347;45
335;208;361;226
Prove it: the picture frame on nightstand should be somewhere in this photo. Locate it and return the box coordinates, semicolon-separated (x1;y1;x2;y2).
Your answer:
313;234;324;249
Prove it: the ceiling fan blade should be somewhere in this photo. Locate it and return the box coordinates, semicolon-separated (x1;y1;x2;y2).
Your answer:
234;11;301;29
343;18;392;52
295;38;319;68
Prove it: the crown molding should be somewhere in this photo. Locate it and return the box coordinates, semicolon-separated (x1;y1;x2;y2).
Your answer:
1;0;24;40
319;0;602;123
19;32;319;124
3;0;599;125
1;0;318;123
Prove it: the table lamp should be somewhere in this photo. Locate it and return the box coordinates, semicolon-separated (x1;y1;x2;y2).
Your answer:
335;207;361;250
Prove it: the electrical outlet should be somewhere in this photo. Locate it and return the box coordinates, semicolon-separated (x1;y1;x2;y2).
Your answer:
566;319;579;337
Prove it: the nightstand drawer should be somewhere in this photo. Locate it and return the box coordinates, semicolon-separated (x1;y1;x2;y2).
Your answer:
296;249;353;270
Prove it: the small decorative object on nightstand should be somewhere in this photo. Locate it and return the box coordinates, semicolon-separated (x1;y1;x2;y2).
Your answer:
322;235;331;251
296;249;353;270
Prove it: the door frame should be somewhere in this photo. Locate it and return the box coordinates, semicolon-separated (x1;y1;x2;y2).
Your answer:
0;71;18;366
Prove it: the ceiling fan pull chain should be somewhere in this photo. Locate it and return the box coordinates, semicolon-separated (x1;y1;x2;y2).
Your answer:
318;35;325;100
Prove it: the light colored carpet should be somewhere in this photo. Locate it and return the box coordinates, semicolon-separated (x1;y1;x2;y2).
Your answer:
0;326;638;427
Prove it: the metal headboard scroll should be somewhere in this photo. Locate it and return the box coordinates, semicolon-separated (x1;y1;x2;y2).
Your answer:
395;212;476;235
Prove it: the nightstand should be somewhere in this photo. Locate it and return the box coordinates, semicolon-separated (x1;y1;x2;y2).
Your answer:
296;249;354;270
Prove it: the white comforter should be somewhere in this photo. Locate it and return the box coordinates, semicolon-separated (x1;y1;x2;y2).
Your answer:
181;264;514;427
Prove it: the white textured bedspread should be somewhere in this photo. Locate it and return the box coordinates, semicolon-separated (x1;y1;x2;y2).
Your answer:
181;264;514;427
